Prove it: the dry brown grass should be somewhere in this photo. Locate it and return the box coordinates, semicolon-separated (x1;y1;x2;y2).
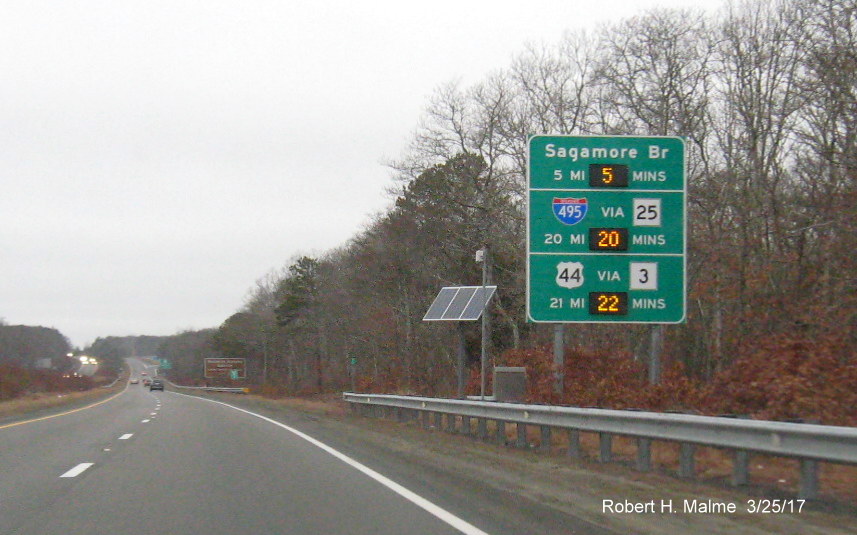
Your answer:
0;379;125;422
1;390;102;419
256;393;349;418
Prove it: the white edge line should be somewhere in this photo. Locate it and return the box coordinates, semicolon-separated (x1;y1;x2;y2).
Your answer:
60;462;94;478
171;391;491;535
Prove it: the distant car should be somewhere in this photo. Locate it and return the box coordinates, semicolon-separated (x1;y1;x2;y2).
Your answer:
130;378;139;384
141;372;147;376
142;378;152;386
149;379;164;391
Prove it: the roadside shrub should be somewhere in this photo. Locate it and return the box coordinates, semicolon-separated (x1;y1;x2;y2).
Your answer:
0;364;95;401
702;333;857;425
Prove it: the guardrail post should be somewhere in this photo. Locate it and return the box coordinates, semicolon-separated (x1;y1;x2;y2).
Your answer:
462;416;472;435
732;450;749;486
799;459;819;500
540;426;552;453
516;423;528;448
599;433;612;463
446;414;457;433
636;438;652;471
679;443;696;479
567;429;581;459
496;421;507;445
477;418;488;440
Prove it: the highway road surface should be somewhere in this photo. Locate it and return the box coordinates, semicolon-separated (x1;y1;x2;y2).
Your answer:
0;358;612;535
7;359;847;535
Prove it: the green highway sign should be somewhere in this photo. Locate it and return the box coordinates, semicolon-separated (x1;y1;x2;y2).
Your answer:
527;135;686;323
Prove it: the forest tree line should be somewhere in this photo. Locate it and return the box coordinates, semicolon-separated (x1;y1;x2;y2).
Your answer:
142;0;853;421
0;320;71;368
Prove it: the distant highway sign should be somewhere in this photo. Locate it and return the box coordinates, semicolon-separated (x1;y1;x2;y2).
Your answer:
204;358;246;379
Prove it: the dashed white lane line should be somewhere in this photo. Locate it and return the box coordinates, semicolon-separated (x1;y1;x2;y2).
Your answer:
119;433;133;440
60;463;94;478
141;419;150;423
150;412;157;416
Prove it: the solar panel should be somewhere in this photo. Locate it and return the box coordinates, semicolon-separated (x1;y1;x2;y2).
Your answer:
423;286;497;321
460;286;497;320
444;287;477;319
423;287;458;320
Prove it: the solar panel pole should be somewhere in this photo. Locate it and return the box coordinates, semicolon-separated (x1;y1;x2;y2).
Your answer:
480;246;489;400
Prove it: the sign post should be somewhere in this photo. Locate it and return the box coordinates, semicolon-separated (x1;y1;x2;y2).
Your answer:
527;135;686;324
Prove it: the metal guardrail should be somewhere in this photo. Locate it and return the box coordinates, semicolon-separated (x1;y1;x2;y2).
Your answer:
101;376;122;388
163;379;247;393
343;393;857;500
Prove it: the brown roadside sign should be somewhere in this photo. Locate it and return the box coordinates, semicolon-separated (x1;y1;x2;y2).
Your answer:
204;358;246;379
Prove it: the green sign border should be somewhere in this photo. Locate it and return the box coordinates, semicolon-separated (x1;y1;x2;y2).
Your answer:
526;135;687;324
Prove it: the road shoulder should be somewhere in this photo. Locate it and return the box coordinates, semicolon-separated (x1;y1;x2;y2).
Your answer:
177;391;857;535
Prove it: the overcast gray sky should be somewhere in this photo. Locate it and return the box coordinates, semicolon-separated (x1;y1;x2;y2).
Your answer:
1;0;723;348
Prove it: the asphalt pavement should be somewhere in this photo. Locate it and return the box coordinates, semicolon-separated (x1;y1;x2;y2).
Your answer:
0;359;580;535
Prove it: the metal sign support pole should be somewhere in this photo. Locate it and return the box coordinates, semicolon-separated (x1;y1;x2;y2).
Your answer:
649;324;663;384
553;324;564;395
